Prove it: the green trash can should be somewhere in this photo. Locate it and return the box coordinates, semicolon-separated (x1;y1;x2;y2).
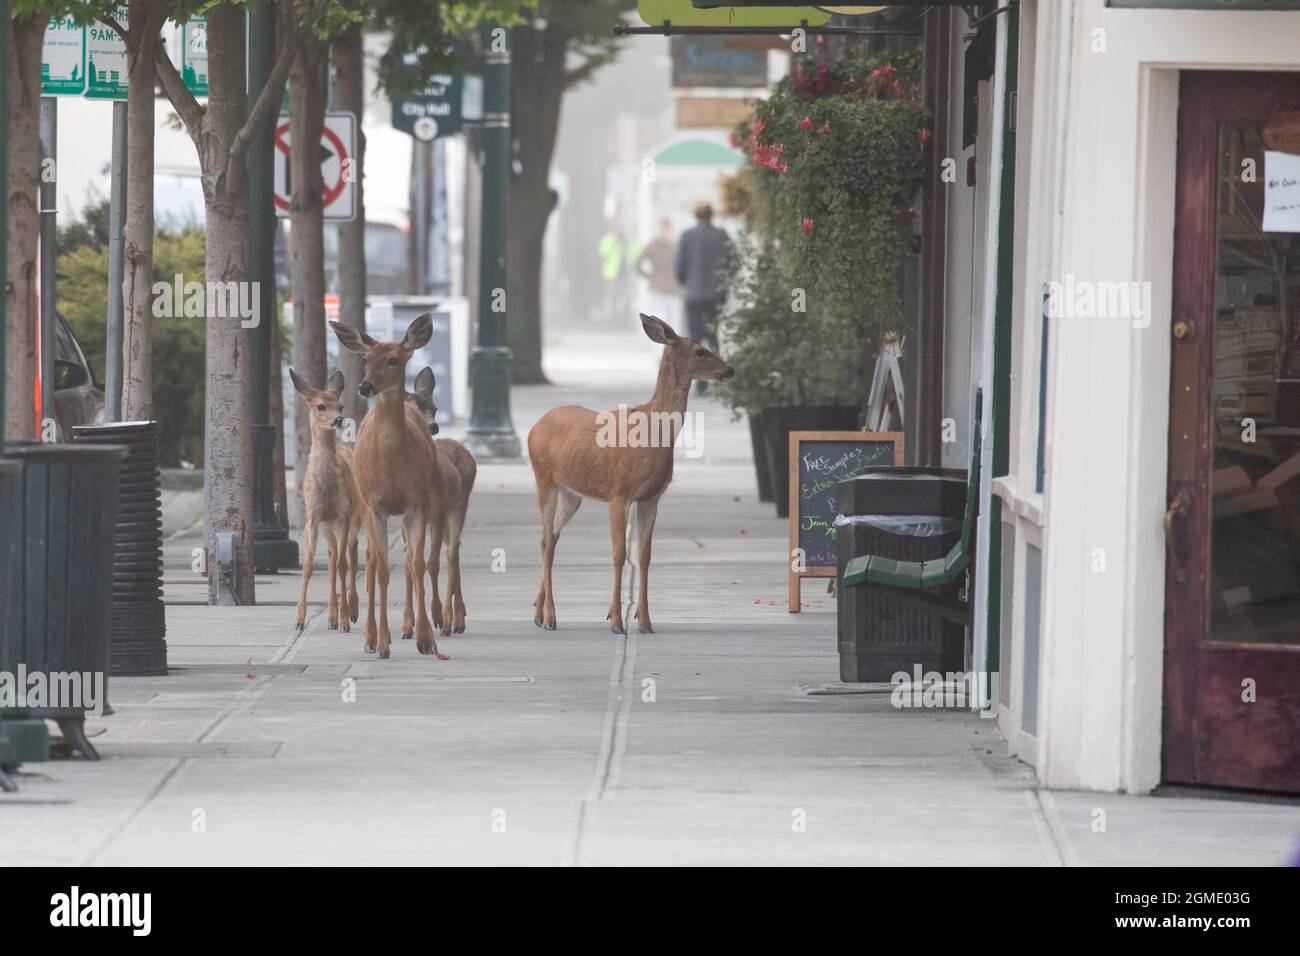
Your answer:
2;442;127;762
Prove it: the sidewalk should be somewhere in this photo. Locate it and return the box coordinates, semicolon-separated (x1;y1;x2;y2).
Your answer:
5;374;1298;865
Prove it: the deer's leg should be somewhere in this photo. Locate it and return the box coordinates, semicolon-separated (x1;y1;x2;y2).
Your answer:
324;525;340;630
334;524;351;633
606;497;630;635
364;509;389;656
444;507;467;634
534;481;558;627
346;522;359;624
399;525;415;641
295;517;318;633
634;496;660;634
544;488;582;630
428;510;448;636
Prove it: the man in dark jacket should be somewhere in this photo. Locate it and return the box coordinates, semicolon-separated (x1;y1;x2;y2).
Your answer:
674;200;732;354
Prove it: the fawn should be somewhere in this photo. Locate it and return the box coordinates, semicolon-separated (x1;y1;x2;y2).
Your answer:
330;315;446;660
405;367;477;634
527;313;733;634
290;367;361;633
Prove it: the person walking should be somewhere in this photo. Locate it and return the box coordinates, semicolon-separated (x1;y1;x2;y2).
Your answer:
636;217;684;335
674;201;732;365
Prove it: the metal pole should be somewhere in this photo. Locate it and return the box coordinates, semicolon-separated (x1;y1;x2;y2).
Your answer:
38;97;56;439
105;100;128;421
0;0;10;442
464;20;520;458
248;0;297;572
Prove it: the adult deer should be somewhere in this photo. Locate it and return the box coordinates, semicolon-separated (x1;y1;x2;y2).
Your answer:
528;313;734;634
405;367;478;634
330;315;446;660
290;367;360;633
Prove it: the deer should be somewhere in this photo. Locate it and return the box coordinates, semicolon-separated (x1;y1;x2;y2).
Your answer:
329;315;447;660
527;313;734;635
290;367;361;634
406;367;478;635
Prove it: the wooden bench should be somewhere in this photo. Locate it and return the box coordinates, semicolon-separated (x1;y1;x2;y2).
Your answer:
842;390;982;626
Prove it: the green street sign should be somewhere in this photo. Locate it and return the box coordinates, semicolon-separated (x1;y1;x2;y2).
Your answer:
638;0;834;27
85;7;129;100
391;46;463;142
181;15;208;97
41;17;86;96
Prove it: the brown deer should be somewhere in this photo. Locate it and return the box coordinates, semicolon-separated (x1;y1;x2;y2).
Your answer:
329;315;446;660
290;367;360;633
406;367;478;634
528;313;734;634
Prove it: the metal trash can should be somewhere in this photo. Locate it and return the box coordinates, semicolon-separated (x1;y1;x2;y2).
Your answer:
74;421;169;675
2;441;127;759
836;467;968;682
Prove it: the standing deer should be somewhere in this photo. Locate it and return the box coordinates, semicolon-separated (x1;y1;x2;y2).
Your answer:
329;315;446;660
528;313;734;634
290;368;360;633
407;367;478;634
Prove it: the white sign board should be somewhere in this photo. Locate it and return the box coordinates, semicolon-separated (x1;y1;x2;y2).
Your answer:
1263;150;1300;233
273;112;357;221
41;17;86;96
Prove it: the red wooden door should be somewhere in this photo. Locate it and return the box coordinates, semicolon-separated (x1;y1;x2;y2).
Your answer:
1165;71;1300;794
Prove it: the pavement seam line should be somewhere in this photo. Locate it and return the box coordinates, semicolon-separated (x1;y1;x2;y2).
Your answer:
1024;789;1074;866
1036;789;1081;866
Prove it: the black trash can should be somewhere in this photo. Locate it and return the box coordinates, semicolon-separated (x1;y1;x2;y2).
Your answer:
836;467;968;682
1;441;127;759
74;421;169;676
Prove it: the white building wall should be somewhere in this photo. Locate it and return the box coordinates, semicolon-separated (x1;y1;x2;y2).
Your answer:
1023;0;1300;792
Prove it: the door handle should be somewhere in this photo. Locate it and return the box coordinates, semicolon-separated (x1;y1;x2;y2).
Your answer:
1165;488;1192;581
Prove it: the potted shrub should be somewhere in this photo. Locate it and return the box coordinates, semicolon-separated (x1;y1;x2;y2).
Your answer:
715;49;928;517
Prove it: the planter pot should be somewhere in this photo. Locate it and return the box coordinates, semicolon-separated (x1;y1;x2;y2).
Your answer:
748;413;774;503
761;405;860;518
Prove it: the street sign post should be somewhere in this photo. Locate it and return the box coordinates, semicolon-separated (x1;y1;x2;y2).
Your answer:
181;14;208;97
85;7;129;100
41;17;86;96
272;111;358;221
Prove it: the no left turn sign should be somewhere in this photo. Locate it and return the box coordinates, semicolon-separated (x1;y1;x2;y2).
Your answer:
273;111;357;221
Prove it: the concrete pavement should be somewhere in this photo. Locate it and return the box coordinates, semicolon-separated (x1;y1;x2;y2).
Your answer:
4;339;1298;865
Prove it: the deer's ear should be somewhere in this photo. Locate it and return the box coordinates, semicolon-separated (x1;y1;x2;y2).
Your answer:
414;366;435;397
289;367;314;398
403;313;434;351
640;313;677;344
325;368;345;398
331;321;374;354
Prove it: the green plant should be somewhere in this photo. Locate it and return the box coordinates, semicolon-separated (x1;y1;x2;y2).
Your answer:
718;48;928;414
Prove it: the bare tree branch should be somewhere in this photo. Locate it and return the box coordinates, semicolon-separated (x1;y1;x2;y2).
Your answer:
154;39;205;146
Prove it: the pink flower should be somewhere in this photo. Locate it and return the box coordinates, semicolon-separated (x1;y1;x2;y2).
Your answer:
801;217;815;235
917;127;931;145
799;117;813;130
818;121;831;135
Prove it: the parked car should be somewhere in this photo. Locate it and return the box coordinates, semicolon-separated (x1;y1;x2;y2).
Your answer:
52;311;105;439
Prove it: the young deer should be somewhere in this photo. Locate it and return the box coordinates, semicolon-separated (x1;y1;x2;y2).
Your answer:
528;313;734;634
406;367;478;634
329;315;446;660
290;368;361;633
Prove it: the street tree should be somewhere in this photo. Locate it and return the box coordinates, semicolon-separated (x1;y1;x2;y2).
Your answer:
506;0;629;384
155;0;351;603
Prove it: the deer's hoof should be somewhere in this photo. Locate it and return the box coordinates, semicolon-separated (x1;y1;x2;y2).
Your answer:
435;651;451;661
545;621;557;631
454;625;465;634
638;624;655;634
378;647;390;660
341;623;350;634
400;629;413;640
295;622;304;634
610;623;627;636
533;616;544;628
363;645;375;655
328;620;337;631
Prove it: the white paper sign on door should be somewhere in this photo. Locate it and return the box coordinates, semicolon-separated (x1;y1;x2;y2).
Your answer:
1263;149;1300;233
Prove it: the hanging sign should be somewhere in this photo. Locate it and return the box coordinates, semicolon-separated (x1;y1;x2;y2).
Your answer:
181;15;208;97
85;7;129;100
41;17;87;96
1263;150;1300;234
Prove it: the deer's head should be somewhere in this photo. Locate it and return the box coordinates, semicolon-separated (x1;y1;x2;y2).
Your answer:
330;314;433;399
289;367;347;438
640;313;734;382
406;367;440;436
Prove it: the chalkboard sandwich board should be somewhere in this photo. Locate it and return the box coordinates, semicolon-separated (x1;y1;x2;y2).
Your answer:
788;430;903;613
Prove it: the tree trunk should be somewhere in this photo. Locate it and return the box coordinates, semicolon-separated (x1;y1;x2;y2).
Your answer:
198;5;257;603
506;21;567;386
121;0;164;421
331;23;367;427
288;32;327;528
4;16;45;442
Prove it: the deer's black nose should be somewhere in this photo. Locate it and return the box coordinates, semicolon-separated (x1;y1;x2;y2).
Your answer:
358;381;374;397
333;416;345;428
429;422;440;436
